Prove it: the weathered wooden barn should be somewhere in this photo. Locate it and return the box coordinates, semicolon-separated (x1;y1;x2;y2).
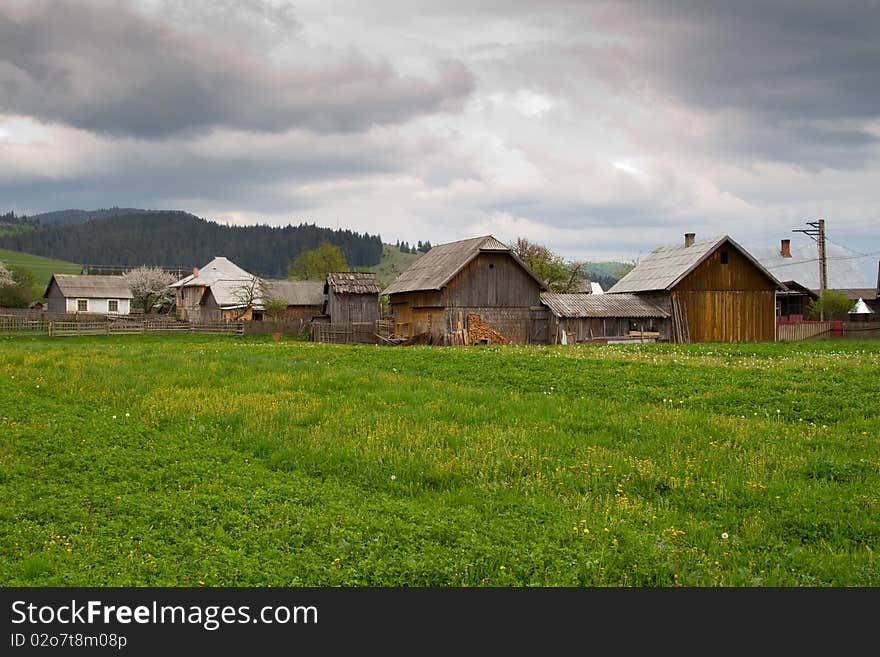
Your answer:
324;272;380;323
608;233;783;342
170;256;262;322
540;292;671;343
382;235;548;344
262;280;325;321
44;274;133;315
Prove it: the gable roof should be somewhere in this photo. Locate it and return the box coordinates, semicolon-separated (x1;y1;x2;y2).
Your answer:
849;298;874;314
204;278;264;310
382;235;547;295
541;292;669;318
46;274;133;299
608;235;783;293
326;272;380;294
264;279;325;306
170;256;254;288
748;243;870;291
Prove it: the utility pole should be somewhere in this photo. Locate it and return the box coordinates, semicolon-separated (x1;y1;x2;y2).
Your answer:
793;218;828;320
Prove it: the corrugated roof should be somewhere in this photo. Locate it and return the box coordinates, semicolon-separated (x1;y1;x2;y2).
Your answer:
609;235;782;293
748;243;870;290
326;272;380;294
264;279;325;306
49;274;133;299
171;256;254;288
381;235;547;295
541;292;670;318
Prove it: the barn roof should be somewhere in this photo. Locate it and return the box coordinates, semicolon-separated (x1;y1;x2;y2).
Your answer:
541;292;670;318
608;235;782;293
748;243;870;290
170;256;254;288
381;235;547;295
264;279;325;306
46;274;133;299
326;272;380;294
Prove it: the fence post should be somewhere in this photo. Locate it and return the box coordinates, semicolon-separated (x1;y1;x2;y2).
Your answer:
47;321;53;337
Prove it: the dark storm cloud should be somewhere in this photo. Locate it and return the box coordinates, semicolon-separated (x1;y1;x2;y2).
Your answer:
623;1;880;122
0;0;474;138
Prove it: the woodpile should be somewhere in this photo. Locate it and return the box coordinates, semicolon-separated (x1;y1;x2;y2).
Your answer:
465;313;510;345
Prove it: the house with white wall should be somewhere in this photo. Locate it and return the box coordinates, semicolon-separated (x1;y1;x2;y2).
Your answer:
44;274;133;315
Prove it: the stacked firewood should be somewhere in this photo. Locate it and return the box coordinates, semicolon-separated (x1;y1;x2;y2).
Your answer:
466;313;510;345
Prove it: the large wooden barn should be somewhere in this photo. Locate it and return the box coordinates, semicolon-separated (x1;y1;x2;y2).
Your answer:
608;233;783;342
382;235;548;344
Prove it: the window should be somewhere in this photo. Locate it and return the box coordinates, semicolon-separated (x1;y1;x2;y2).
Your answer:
720;250;729;265
77;299;88;312
108;299;119;313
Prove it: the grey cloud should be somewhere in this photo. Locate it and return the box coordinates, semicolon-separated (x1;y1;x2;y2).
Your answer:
0;1;474;138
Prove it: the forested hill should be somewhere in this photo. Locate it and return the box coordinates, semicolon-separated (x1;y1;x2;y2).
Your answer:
0;211;383;278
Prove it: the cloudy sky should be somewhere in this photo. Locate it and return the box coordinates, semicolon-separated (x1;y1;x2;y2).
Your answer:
2;0;879;280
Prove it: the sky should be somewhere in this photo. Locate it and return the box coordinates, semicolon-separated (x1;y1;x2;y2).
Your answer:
1;0;879;282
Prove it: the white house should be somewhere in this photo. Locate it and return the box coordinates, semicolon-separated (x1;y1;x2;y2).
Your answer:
44;274;133;315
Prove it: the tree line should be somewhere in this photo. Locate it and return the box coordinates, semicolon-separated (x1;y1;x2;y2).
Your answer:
0;211;384;278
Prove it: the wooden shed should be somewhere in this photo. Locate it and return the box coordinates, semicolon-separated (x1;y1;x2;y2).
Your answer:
382;235;548;344
540;292;671;343
608;233;783;342
324;272;380;323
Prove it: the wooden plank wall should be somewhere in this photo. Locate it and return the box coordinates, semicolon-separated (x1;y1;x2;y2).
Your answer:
674;244;777;342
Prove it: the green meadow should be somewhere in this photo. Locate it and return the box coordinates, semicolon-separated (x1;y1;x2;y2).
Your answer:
0;334;878;586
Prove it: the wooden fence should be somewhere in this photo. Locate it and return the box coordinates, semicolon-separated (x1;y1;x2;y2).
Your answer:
310;320;393;344
0;315;242;336
776;321;842;341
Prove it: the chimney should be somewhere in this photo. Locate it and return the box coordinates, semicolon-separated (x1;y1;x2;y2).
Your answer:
192;267;199;278
780;239;791;258
684;233;695;247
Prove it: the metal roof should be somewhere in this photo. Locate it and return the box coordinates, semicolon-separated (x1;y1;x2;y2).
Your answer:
849;298;874;314
608;235;782;293
326;272;380;294
48;274;133;299
541;292;670;318
381;235;547;295
263;279;325;306
205;277;264;310
748;243;871;290
170;256;254;288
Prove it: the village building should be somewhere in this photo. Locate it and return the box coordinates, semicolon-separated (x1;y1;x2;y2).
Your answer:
170;256;263;322
44;274;133;315
540;292;670;343
382;235;548;344
324;272;381;323
608;233;783;342
262;280;326;321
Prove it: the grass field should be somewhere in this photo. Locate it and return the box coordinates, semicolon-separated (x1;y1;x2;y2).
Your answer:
0;247;82;289
0;335;878;586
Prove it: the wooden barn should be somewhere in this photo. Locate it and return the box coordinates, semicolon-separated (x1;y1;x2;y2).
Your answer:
382;235;548;344
324;272;380;323
262;280;325;321
608;233;783;342
44;274;133;315
540;292;671;343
